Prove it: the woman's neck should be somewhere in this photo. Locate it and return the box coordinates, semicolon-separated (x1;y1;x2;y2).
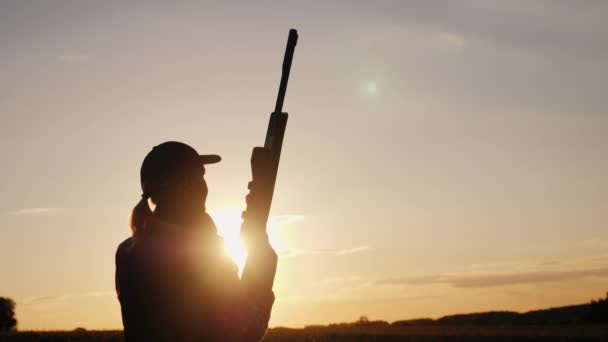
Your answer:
154;203;204;228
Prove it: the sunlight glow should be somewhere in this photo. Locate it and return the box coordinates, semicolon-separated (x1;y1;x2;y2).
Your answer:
209;208;248;274
209;208;294;276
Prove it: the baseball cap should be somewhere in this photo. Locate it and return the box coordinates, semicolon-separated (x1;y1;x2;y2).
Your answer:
140;141;220;196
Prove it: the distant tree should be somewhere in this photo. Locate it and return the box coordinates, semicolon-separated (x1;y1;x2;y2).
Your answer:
587;291;608;323
392;318;435;326
0;297;17;332
304;325;326;329
358;315;369;324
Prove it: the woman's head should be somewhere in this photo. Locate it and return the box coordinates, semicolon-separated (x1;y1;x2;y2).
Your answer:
130;141;221;234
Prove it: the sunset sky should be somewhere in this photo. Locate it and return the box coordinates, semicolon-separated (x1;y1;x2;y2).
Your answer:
1;1;607;330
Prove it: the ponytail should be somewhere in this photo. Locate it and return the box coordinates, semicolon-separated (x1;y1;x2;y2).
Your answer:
130;195;153;236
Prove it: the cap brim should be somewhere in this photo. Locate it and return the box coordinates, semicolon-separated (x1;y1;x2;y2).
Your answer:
200;154;221;164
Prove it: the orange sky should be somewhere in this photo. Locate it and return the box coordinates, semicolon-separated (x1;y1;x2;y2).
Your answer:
1;1;607;330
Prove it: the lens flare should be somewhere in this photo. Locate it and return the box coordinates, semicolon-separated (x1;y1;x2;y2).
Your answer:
360;80;378;97
366;81;377;95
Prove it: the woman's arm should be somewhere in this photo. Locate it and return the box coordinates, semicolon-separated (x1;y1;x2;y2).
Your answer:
203;215;277;341
239;235;278;341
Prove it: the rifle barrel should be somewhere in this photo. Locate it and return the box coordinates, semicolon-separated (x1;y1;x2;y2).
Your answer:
274;29;298;113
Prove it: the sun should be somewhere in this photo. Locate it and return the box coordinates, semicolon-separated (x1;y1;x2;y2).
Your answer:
209;208;248;274
209;208;290;273
209;208;286;276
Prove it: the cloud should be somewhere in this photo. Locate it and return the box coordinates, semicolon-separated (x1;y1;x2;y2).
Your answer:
438;31;465;48
277;248;331;259
377;267;608;288
321;276;361;285
353;2;608;60
7;208;60;216
277;249;307;259
269;214;304;225
25;295;58;303
281;293;441;305
279;245;370;259
580;239;608;249
539;260;560;266
594;255;608;262
20;291;115;305
335;246;370;255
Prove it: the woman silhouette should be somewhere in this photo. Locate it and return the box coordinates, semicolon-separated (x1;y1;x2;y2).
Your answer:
115;141;277;341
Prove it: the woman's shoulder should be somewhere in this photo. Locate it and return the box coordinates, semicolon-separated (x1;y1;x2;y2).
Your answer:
115;237;135;259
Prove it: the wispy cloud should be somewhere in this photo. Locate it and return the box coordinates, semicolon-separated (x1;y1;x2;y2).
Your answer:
377;267;608;288
321;276;361;285
7;208;60;216
277;249;307;258
24;295;57;304
279;245;371;259
20;291;114;305
335;246;369;255
580;239;608;249
269;214;304;225
539;260;560;266
438;31;465;48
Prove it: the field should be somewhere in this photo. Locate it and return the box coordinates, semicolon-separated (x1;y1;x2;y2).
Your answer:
2;325;608;341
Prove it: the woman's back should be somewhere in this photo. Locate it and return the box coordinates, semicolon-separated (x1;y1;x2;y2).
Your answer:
115;221;246;341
